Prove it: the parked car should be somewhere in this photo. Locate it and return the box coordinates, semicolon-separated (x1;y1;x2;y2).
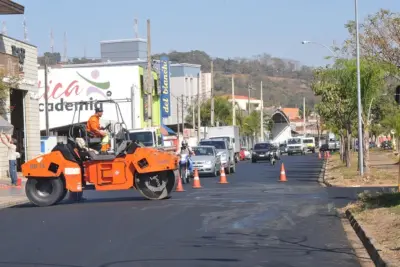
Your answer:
198;139;236;174
251;142;281;163
191;146;221;177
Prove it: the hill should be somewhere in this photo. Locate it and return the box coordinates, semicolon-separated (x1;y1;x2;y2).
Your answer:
153;50;317;107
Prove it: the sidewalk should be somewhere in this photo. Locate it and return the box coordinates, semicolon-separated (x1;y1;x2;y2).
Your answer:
325;149;399;187
0;178;28;209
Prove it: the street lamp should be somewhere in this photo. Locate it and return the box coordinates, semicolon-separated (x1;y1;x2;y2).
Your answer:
301;40;338;58
355;0;364;176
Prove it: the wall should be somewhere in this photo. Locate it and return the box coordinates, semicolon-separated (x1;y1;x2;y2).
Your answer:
100;39;147;62
200;73;211;100
271;123;292;144
164;75;200;126
0;35;38;178
138;66;160;128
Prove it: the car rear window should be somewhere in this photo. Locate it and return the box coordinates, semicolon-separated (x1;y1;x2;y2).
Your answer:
254;143;271;149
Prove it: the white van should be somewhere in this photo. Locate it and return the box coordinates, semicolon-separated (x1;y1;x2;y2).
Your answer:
287;137;306;155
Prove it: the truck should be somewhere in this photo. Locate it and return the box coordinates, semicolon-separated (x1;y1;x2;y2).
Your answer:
207;126;241;162
128;127;178;153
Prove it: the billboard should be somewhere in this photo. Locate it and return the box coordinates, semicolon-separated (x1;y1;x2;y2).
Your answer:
38;65;142;130
159;56;171;118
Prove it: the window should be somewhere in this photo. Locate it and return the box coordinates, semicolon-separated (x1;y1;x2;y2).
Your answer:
254;143;272;150
157;135;163;146
199;141;226;149
129;132;153;147
192;146;214;156
288;139;301;144
154;78;158;95
140;74;144;93
303;139;314;144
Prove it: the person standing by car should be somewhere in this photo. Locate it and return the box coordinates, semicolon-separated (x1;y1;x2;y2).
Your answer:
0;132;20;186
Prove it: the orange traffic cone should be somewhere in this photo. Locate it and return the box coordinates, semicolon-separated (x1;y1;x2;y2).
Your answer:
192;169;202;188
16;177;22;186
175;173;185;192
278;163;287;182
218;166;229;184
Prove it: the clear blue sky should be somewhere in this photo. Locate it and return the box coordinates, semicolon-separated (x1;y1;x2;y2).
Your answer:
2;0;400;67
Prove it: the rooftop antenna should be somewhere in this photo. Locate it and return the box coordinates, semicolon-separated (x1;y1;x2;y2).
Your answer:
134;18;138;38
50;29;54;53
1;21;7;35
23;17;28;41
63;31;67;62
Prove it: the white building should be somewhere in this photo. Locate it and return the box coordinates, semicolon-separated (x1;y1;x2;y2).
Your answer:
164;63;201;126
222;95;262;111
200;73;212;99
0;0;39;178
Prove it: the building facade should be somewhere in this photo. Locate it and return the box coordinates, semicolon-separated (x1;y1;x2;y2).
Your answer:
100;39;147;62
164;63;201;127
222;95;262;112
37;61;161;132
0;34;39;175
200;73;212;99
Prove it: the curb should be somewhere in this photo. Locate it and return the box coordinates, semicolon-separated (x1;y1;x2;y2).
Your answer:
345;209;394;267
0;198;29;209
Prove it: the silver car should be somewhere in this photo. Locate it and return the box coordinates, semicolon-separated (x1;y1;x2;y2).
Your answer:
198;139;236;174
191;146;221;177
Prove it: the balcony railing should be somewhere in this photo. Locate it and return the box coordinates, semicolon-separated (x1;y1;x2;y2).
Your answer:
0;52;19;77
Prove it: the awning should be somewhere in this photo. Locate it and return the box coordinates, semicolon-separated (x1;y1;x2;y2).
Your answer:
0;116;13;134
161;124;176;136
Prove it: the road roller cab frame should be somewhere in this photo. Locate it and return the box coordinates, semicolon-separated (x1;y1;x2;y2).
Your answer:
21;100;179;207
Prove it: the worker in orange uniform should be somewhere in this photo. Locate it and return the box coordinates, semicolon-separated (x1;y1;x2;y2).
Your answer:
86;107;110;153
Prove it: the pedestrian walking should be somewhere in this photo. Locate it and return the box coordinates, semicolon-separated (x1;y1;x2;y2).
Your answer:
0;132;20;186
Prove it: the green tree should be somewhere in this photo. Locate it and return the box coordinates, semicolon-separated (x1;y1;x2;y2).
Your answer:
311;60;358;167
185;96;232;127
344;9;400;66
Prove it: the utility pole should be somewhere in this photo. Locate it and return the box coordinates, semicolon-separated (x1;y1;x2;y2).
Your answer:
197;72;201;141
210;60;214;126
260;81;264;142
303;97;306;135
44;57;50;136
146;19;153;127
247;83;253;115
232;74;236;126
181;94;184;138
177;97;180;137
191;77;195;133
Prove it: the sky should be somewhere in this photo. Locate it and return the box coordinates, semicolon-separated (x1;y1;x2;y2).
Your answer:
1;0;400;67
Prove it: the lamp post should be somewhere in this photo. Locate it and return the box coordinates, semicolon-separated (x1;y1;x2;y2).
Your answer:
301;40;338;58
355;0;364;176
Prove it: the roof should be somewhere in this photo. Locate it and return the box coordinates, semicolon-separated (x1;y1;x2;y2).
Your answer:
222;95;259;101
100;38;147;44
0;0;24;14
281;108;300;120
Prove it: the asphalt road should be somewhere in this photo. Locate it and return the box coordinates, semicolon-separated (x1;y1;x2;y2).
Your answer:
0;154;363;267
